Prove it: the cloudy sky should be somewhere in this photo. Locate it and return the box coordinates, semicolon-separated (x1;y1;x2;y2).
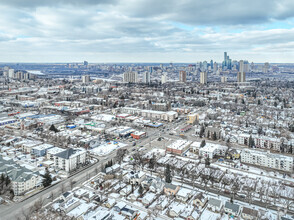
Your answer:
1;0;294;63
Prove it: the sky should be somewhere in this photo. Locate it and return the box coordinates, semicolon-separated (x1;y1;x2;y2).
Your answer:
1;0;294;63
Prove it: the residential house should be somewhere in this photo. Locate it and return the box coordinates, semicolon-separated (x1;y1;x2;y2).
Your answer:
176;188;193;203
142;192;156;206
104;198;116;208
226;149;240;160
169;202;186;217
121;207;138;219
224;201;241;217
60;197;81;214
149;177;165;193
120;185;132;196
193;192;207;208
241;207;259;220
126;171;146;185
164;183;180;196
113;201;126;212
207;198;222;212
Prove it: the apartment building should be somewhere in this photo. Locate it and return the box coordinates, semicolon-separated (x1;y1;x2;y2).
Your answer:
54;148;87;172
241;149;293;172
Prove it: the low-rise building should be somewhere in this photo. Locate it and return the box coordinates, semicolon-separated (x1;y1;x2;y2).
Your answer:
32;144;54;157
176;188;193;203
131;131;146;139
186;113;199;125
224;201;241;217
163;183;180;196
207;198;222;212
166;140;192;155
199;143;228;159
241;207;259;220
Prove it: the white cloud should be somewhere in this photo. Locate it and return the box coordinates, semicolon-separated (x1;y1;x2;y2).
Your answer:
0;0;294;62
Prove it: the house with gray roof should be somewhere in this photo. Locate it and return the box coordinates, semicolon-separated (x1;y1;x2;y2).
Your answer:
207;198;222;212
224;201;241;217
0;156;41;195
241;207;259;220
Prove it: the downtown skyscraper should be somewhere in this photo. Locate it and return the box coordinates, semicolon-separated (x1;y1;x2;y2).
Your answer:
222;52;232;70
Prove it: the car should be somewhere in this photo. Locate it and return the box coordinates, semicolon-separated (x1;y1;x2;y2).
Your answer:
132;142;136;146
132;148;136;151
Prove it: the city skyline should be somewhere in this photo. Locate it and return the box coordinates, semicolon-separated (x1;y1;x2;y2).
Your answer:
1;0;294;63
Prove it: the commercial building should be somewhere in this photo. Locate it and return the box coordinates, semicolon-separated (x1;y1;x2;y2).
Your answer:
213;62;218;73
200;72;207;84
240;149;293;172
179;71;187;82
121;107;178;122
223;52;231;70
166;140;192;155
131;131;146;139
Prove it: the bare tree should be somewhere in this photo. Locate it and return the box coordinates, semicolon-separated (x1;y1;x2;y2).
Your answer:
60;183;66;194
232;176;241;202
69;179;74;190
33;197;45;213
21;207;34;220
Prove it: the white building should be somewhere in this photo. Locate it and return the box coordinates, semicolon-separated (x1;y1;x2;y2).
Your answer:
123;71;138;83
54;148;87;172
82;75;90;83
238;134;281;151
121;107;178;122
8;69;15;78
200;72;207;84
221;76;227;83
142;71;150;84
161;73;167;84
166;140;192;155
199;143;228;159
241;149;293;172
